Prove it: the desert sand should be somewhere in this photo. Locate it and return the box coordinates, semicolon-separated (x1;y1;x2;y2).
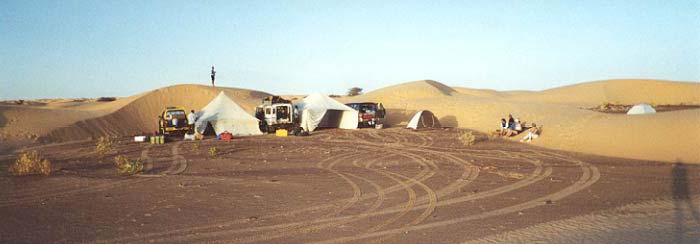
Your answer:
342;79;700;163
3;79;698;162
2;127;699;244
1;79;699;244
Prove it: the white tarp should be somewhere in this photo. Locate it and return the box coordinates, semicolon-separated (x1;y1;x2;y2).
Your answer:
195;91;263;136
295;93;359;132
407;110;441;129
627;103;656;115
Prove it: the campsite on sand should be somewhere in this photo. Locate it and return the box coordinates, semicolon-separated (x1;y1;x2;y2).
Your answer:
1;79;700;243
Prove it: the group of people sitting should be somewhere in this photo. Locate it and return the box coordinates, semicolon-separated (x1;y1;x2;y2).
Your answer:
499;114;540;142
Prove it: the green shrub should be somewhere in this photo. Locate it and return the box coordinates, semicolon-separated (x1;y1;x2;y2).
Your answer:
9;151;51;176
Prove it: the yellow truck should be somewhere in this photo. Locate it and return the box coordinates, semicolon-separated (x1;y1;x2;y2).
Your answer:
158;107;190;135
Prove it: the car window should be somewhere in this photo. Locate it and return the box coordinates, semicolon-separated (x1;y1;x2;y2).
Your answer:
167;110;185;116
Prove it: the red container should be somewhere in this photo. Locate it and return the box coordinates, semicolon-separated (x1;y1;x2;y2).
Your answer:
220;132;233;141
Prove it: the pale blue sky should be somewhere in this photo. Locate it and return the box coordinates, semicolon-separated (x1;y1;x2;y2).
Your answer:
1;0;699;99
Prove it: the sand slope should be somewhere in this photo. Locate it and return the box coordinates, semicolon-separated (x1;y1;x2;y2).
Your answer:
0;85;269;146
343;79;700;163
505;79;700;106
46;84;269;141
0;95;145;147
2;79;698;163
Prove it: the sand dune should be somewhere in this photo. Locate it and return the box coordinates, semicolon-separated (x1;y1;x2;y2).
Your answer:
2;79;698;163
505;79;700;106
0;85;269;145
344;79;700;163
46;84;269;141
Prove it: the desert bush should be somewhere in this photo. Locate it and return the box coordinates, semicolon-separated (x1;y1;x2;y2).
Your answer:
97;97;116;102
191;143;200;153
459;131;476;147
328;94;341;98
9;151;51;176
209;147;218;158
347;87;363;96
95;136;114;158
114;155;143;175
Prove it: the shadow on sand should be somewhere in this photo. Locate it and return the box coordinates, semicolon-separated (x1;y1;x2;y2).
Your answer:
671;162;700;243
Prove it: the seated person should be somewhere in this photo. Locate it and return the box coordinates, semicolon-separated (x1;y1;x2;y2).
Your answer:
507;114;515;130
499;118;508;135
520;123;540;142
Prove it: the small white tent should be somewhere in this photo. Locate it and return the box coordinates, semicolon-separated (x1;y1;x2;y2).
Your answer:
195;91;263;136
407;110;441;129
295;93;359;132
627;103;656;115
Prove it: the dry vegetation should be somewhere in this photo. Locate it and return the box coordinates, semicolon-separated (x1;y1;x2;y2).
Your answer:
591;102;632;113
97;97;116;102
9;151;51;176
459;131;476;146
114;155;143;175
95;136;114;158
209;147;218;158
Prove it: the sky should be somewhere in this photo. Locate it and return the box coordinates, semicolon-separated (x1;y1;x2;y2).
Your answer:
1;0;699;100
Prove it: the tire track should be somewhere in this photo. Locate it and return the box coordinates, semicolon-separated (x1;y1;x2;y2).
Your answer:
336;133;479;208
208;145;436;243
227;172;390;244
128;141;440;244
97;130;591;244
101;151;367;244
164;152;392;244
307;155;600;244
158;147;550;244
137;141;187;177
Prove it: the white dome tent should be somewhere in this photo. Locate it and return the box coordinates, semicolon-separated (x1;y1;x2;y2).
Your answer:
195;91;263;136
627;103;656;115
295;93;358;132
406;110;442;129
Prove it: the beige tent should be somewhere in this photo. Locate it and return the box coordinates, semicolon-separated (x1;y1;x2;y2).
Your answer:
295;93;359;132
406;110;441;129
195;92;262;136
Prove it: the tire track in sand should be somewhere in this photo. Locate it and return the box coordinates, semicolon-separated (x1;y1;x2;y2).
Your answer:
136;141;187;177
101;150;369;244
169;152;392;244
307;154;599;244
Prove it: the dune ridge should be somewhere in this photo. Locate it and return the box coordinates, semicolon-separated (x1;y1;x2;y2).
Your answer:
345;79;700;163
506;79;700;106
2;79;698;163
44;84;270;141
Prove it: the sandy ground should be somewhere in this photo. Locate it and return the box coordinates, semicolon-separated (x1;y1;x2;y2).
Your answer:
2;79;699;162
465;198;700;244
342;79;700;163
1;128;699;244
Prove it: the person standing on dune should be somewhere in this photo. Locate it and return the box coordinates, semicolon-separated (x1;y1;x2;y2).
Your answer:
210;66;216;87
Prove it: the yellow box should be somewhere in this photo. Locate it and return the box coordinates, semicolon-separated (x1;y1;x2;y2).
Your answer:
275;129;288;137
